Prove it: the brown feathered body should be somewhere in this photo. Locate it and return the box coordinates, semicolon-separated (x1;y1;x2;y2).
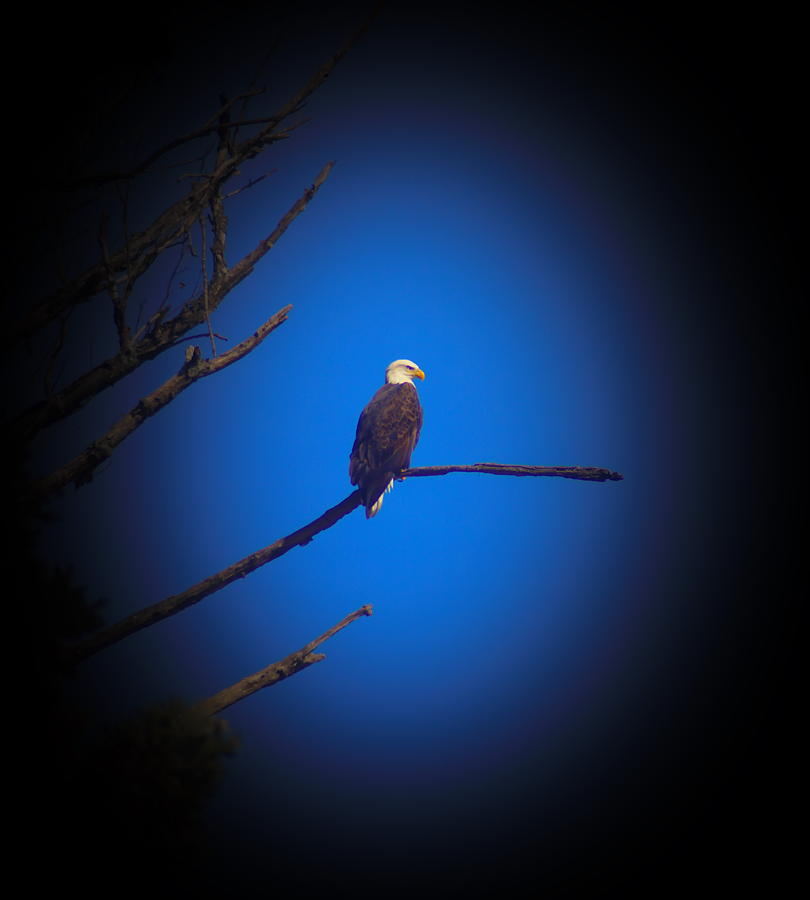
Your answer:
349;381;423;518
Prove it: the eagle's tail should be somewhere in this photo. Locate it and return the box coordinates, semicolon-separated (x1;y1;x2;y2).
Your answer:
365;477;394;518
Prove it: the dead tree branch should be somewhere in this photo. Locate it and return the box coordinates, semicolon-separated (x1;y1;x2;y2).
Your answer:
222;161;333;284
198;215;217;356
208;96;232;283
68;462;621;664
402;463;624;481
29;305;293;499
12;163;333;443
61;90;267;189
193;605;373;717
11;14;375;345
68;490;363;663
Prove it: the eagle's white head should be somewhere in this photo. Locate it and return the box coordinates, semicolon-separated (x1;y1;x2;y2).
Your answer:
385;359;426;385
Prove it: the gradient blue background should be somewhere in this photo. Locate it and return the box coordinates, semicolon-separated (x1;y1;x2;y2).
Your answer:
10;5;798;894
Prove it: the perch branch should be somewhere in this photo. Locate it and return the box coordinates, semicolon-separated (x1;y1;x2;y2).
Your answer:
29;305;292;499
401;463;623;482
193;605;373;717
68;460;621;664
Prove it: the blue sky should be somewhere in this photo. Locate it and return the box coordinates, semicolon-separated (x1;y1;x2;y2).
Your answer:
14;5;796;893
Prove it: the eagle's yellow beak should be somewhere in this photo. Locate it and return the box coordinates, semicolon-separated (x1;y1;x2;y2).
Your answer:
413;367;426;380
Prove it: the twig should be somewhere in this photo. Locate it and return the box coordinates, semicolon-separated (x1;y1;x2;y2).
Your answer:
59;92;268;189
29;305;292;499
193;605;373;717
171;331;229;345
43;311;71;397
208;99;231;281
198;216;216;356
223;170;276;199
67;460;621;663
98;211;130;352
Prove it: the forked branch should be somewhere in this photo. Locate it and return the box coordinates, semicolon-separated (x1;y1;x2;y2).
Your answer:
193;605;373;717
12;163;332;442
29;305;293;499
12;9;377;345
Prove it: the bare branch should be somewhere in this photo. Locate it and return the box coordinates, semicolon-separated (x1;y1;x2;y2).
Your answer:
221;161;333;287
173;331;229;344
193;605;373;717
402;463;624;482
29;305;292;499
60;90;267;189
219;10;378;173
67;459;621;663
208;98;231;282
12;11;378;344
98;211;127;351
198;216;217;356
68;490;363;663
43;311;71;397
11;163;333;442
222;170;276;199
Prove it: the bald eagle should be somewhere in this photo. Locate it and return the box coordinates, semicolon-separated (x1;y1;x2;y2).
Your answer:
349;359;425;518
